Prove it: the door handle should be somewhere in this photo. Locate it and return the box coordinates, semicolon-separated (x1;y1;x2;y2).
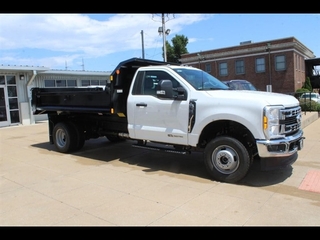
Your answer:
136;103;147;107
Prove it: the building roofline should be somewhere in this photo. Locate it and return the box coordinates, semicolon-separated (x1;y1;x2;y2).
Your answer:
181;37;298;56
0;64;111;76
0;65;50;72
40;70;111;76
180;36;315;63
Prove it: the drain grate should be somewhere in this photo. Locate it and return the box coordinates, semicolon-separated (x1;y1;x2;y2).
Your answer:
298;170;320;193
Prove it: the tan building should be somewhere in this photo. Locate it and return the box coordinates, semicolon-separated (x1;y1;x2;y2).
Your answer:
0;66;110;128
179;37;316;93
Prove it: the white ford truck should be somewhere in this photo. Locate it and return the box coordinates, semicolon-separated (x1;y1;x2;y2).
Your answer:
31;58;304;183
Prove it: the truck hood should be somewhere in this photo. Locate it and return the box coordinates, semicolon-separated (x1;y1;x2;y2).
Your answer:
205;90;299;107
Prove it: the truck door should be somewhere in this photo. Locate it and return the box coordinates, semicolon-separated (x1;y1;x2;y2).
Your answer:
128;70;189;145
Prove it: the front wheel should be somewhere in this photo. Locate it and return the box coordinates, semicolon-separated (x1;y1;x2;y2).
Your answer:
204;136;251;183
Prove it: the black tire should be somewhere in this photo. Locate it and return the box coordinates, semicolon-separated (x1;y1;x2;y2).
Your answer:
68;122;85;151
52;122;77;153
204;136;251;183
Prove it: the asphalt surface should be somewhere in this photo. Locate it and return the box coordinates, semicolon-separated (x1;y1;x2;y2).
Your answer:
1;112;319;226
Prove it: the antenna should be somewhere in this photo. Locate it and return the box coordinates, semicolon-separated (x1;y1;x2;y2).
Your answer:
81;58;85;71
65;61;68;70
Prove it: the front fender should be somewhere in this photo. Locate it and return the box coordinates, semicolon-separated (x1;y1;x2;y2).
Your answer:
188;103;264;146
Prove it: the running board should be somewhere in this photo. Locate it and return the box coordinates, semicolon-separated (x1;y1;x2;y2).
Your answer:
132;143;190;155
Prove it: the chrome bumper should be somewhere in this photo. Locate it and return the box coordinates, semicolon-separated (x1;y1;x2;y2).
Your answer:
256;130;304;158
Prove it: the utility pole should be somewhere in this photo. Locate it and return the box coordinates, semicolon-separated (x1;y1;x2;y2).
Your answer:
153;13;174;62
161;14;167;62
141;30;145;59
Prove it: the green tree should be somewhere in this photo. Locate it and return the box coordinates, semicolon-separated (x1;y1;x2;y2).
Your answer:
302;77;313;92
164;34;189;63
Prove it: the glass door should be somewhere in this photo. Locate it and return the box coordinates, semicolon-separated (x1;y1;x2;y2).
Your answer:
0;86;9;127
6;75;20;124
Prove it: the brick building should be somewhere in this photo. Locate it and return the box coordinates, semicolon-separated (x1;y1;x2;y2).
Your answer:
179;37;316;93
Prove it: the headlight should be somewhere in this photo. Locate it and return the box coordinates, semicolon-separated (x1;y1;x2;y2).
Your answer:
263;105;284;139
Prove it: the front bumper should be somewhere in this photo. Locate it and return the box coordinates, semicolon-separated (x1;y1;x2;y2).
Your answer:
256;130;304;158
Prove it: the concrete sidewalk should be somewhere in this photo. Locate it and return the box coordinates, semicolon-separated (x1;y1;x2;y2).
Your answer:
1;112;319;226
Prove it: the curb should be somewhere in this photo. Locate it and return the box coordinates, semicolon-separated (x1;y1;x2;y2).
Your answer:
301;111;319;129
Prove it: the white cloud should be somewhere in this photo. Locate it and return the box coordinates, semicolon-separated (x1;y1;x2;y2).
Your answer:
0;14;210;68
0;13;211;66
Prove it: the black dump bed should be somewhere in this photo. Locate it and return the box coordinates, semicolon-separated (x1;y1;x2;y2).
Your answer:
31;86;111;114
32;58;175;115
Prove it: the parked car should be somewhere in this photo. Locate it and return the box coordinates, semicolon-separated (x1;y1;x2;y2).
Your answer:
299;92;320;103
222;80;257;91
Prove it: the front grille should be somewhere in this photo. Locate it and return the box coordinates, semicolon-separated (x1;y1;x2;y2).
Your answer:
279;106;302;136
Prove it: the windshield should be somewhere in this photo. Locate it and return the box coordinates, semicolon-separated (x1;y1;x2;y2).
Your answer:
228;81;257;91
301;93;318;98
173;68;229;90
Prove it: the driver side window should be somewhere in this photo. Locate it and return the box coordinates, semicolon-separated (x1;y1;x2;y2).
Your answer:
142;71;181;97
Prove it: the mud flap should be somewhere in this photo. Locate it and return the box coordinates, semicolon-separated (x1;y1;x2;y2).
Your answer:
260;152;298;171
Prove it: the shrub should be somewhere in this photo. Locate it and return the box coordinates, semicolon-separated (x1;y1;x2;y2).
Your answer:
299;99;320;111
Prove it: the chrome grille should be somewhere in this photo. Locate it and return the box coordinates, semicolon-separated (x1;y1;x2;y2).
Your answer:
279;106;302;136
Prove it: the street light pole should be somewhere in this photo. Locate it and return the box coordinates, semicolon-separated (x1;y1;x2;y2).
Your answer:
266;43;272;92
197;53;204;69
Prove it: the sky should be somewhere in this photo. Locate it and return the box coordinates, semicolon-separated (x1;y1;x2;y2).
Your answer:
0;13;319;72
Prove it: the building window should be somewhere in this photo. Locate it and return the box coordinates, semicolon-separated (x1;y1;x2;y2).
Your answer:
81;80;90;86
0;75;5;85
91;80;99;85
6;75;16;85
67;80;77;87
275;55;286;71
44;79;77;87
256;57;265;73
44;80;55;87
219;62;228;76
56;80;66;87
235;60;244;74
205;63;211;73
81;80;107;86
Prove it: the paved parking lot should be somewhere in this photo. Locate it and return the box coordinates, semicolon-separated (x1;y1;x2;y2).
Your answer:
1;112;320;226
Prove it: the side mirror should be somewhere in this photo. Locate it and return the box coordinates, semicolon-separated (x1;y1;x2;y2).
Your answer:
157;79;187;100
157;80;173;98
174;86;187;100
